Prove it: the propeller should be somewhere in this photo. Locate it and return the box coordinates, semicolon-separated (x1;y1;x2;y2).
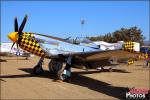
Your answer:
10;15;28;55
14;17;18;32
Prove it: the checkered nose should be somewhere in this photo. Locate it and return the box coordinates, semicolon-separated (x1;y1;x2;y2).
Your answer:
19;33;45;57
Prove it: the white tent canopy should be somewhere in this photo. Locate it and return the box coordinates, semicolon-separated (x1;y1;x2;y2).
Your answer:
94;41;124;50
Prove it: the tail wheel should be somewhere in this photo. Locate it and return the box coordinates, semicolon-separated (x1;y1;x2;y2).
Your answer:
109;56;118;64
33;64;43;75
109;68;113;72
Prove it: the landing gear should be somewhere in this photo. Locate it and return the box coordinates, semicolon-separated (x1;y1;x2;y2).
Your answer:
33;57;44;75
57;62;72;81
48;56;72;81
57;63;68;81
48;59;63;73
48;60;68;80
33;64;43;75
108;67;113;72
96;66;104;71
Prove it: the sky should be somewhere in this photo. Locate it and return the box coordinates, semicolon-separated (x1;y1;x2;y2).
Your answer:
1;1;149;43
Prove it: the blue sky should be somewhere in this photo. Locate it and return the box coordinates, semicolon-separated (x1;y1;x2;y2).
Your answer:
1;1;149;42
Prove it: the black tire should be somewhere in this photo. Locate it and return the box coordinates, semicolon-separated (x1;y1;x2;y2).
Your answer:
49;60;69;81
33;65;43;75
48;60;63;73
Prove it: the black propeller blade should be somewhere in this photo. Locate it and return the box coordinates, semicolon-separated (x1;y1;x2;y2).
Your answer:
11;17;19;51
11;15;28;55
11;42;15;50
14;17;18;32
18;15;27;35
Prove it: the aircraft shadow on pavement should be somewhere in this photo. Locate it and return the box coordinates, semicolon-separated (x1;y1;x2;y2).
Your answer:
0;68;55;80
71;73;128;99
82;69;131;74
0;68;129;99
2;58;29;60
20;68;56;80
0;59;7;62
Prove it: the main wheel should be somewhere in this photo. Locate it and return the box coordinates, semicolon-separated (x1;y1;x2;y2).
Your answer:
49;60;70;81
48;60;63;73
33;64;43;75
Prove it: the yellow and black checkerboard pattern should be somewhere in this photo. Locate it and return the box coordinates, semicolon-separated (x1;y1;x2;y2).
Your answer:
19;32;45;57
124;41;134;52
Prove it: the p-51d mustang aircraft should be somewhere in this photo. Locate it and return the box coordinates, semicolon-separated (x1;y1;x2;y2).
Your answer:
8;15;126;81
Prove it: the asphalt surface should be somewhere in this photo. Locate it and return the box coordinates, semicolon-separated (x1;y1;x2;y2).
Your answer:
0;56;149;99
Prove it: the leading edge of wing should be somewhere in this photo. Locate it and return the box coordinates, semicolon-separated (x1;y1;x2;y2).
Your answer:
34;33;68;43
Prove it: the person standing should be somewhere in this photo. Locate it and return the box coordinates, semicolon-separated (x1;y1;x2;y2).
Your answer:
145;53;149;66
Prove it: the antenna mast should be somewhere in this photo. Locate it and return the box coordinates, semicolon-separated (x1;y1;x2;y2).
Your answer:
81;19;85;38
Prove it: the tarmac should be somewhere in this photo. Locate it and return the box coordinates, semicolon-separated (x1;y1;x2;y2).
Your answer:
0;56;149;99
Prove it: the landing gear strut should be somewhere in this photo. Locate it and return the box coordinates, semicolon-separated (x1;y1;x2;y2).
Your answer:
48;56;72;81
58;56;72;81
57;63;71;81
33;57;44;75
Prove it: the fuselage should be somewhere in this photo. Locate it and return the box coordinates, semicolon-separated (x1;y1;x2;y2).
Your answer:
17;32;100;58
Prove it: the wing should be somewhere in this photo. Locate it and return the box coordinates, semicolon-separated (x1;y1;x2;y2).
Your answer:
33;33;99;49
46;49;121;60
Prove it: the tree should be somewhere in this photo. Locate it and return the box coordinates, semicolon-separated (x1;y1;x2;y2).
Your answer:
88;26;145;45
